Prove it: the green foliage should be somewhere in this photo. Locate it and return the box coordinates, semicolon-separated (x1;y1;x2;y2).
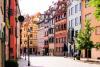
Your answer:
76;56;80;60
95;43;100;49
5;60;18;67
89;0;100;20
76;19;94;50
76;31;85;50
6;18;10;29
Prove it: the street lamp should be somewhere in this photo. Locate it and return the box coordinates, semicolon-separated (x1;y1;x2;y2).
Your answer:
25;40;27;60
27;29;31;66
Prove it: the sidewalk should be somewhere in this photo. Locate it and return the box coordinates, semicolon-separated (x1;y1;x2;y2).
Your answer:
80;58;100;64
18;58;44;67
18;59;34;67
66;57;100;64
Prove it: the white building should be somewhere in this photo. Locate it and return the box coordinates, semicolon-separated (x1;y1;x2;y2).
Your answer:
67;0;82;56
37;14;45;55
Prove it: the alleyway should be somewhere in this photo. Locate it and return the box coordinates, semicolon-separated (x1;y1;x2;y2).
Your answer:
18;56;100;67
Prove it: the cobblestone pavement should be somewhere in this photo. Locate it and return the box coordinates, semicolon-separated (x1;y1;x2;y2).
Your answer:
18;56;100;67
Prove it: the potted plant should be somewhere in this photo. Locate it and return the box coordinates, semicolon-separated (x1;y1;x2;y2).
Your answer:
5;60;18;67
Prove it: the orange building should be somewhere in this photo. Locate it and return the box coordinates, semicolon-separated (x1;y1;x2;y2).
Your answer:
82;0;100;59
21;14;39;55
54;0;67;56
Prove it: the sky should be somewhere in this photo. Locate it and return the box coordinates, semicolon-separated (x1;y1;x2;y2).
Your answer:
19;0;57;16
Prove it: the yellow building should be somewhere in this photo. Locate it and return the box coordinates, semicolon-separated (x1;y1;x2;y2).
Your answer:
21;14;39;55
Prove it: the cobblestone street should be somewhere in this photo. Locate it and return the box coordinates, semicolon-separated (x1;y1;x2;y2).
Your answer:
18;56;100;67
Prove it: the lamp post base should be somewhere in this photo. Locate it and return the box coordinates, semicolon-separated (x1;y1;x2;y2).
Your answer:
28;61;30;66
25;57;26;60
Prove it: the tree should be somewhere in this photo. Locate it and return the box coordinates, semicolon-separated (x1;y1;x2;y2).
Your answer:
89;0;100;20
94;43;100;49
76;19;94;58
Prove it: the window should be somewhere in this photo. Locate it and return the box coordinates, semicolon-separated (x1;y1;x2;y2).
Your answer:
61;38;63;43
61;25;63;31
69;21;70;28
96;26;100;35
56;38;58;43
58;25;60;31
79;16;81;24
71;7;73;15
71;7;74;15
79;3;81;11
69;9;70;16
30;27;33;31
75;17;78;26
49;37;54;43
64;13;66;17
62;37;65;43
85;0;90;7
58;15;60;20
71;19;73;27
85;13;92;20
30;41;32;44
56;17;57;22
64;24;66;29
44;40;48;45
75;4;78;13
30;34;33;37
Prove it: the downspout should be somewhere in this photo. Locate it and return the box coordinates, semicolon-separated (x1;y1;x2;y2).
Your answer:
3;0;6;67
8;0;11;60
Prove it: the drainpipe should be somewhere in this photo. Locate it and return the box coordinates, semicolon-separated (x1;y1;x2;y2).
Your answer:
3;0;6;66
8;0;11;60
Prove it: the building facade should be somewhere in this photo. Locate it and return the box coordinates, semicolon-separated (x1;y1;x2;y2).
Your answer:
0;0;4;67
21;15;39;55
81;0;100;59
67;0;82;56
54;0;67;56
9;0;17;59
43;12;50;55
37;14;45;55
48;6;56;56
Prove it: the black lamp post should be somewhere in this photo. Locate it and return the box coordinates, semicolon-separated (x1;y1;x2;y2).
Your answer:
27;29;31;66
25;41;27;60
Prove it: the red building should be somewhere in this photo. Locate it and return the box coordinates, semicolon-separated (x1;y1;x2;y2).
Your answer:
9;0;17;59
54;0;67;56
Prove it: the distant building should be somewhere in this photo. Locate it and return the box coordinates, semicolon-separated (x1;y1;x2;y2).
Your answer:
54;0;67;56
37;14;45;55
21;15;39;55
67;0;82;56
43;12;50;55
48;6;56;56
